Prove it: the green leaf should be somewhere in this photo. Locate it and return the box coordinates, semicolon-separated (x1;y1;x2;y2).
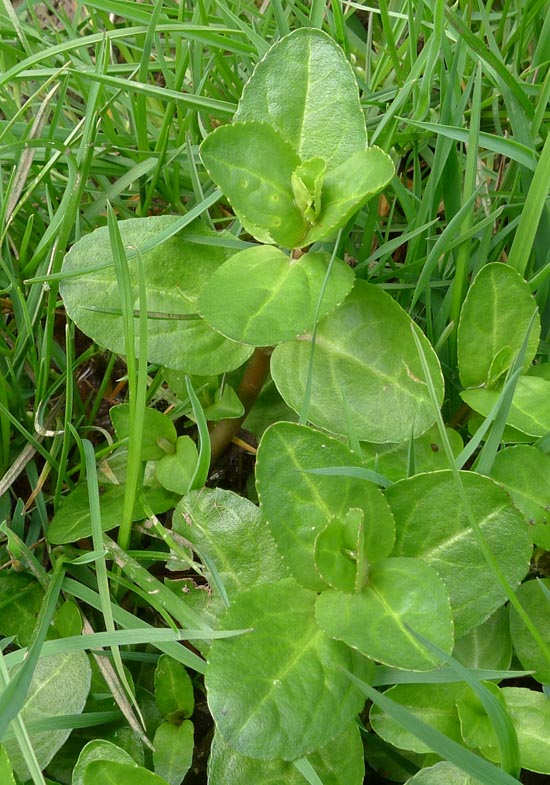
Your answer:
303;148;395;244
256;422;395;590
315;557;454;670
406;761;484;784
205;578;372;760
489;445;550;548
60;216;253;375
292;157;326;223
203;384;244;420
455;682;507;758
496;688;550;774
110;405;177;461
314;509;369;593
154;654;194;718
385;470;532;637
462;376;550;437
199;122;307;247
83;760;170;785
47;483;178;545
72;740;137;785
235;28;367;169
153;721;194;785
0;746;16;785
0;573;43;646
369;683;469;754
453;606;512;671
457;263;540;389
173;488;285;599
198;246;354;346
3;651;91;783
361;425;464;483
155;436;198;495
208;722;365;785
271;282;444;443
509;579;550;683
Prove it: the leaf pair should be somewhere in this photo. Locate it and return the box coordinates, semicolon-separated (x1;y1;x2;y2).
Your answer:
199;28;394;248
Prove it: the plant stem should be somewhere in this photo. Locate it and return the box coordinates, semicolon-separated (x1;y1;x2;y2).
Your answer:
209;347;272;465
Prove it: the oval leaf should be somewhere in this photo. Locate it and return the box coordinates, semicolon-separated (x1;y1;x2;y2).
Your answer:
315;557;454;670
205;578;371;760
198;246;354;346
199;122;307;247
153;721;194;785
83;760;170;785
385;470;532;637
457;263;540;389
256;422;395;590
173;487;285;598
235;28;367;169
60;216;253;375
490;445;550;549
462;376;550;437
73;740;137;785
271;281;444;443
509;579;550;684
208;723;365;785
4;651;91;783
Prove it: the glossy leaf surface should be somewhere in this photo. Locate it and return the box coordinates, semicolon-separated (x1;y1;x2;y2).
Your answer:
208;723;365;785
458;263;540;389
205;578;371;760
271;282;444;443
72;740;137;785
462;376;550;437
235;28;367;169
315;557;454;670
304;148;395;244
385;470;532;636
83;760;170;785
256;422;395;590
200;123;307;246
489;445;550;548
509;579;550;683
153;721;194;785
198;246;354;346
369;683;469;753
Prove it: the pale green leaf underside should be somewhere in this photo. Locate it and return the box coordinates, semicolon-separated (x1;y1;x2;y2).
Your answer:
199;122;307;247
206;578;371;760
235;28;367;169
256;423;395;591
385;470;532;637
198;246;354;346
406;761;484;784
462;376;550;437
4;652;91;782
208;723;365;785
315;557;454;671
458;263;540;389
60;216;253;375
271;281;444;443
